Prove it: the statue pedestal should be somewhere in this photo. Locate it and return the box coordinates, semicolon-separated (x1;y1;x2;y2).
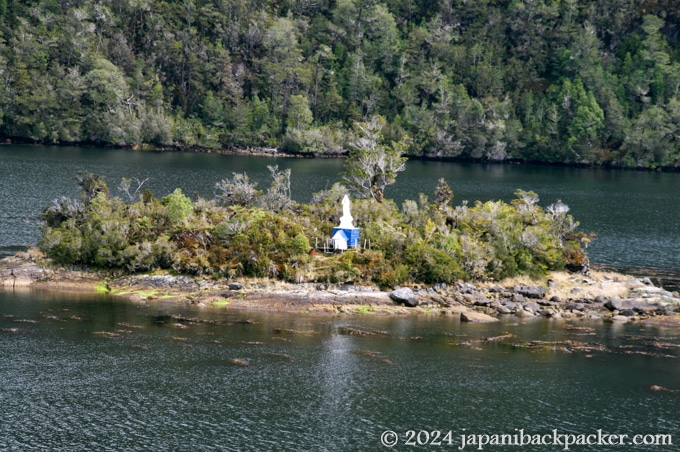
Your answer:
332;227;360;249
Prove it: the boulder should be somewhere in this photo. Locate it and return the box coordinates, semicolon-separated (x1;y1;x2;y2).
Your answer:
524;302;541;312
474;296;492;306
461;311;499;323
543;308;557;317
497;305;512;315
455;282;478;294
514;285;546;299
390;288;419;307
229;282;244;290
605;297;623;311
512;293;526;304
515;308;535;318
610;315;629;323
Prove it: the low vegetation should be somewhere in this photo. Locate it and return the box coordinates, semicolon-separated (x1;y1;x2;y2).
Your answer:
38;171;594;288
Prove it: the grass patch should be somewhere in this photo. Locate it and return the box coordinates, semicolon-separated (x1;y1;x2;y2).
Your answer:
354;305;373;314
95;281;110;294
213;300;231;307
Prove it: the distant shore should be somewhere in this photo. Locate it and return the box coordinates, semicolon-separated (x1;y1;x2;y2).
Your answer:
1;250;679;326
8;140;680;173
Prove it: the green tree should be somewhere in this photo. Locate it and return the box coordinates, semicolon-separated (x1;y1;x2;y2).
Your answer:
82;58;140;144
163;188;193;224
286;94;313;131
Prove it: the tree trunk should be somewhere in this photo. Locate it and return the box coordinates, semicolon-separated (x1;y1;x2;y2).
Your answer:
374;187;384;203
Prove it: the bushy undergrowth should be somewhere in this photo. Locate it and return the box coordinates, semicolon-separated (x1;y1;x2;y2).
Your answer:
39;175;593;287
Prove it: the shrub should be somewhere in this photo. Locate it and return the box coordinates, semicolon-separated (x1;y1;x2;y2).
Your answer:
163;188;192;224
405;242;466;284
215;173;260;207
289;233;311;256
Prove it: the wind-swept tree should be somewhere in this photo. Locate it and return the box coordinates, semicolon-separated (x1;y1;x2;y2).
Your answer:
342;115;407;203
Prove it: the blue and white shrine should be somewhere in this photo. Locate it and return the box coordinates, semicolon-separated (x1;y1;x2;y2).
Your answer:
331;195;360;250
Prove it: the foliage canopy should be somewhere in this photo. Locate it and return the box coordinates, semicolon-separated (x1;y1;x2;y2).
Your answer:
0;1;679;168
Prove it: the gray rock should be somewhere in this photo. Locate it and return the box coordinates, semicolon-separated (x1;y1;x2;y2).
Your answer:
525;302;541;312
390;288;419;307
514;285;547;299
605;297;623;311
497;305;512;315
543;308;557;317
611;315;629;323
462;294;476;304
474;296;492;306
455;283;478;294
633;305;658;314
461;311;499;323
633;286;674;298
229;282;244;290
515;308;535;317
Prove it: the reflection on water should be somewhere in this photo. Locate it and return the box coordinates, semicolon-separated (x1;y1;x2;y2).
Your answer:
1;290;678;450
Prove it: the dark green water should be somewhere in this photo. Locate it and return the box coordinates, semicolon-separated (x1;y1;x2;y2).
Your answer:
2;145;679;277
1;289;678;451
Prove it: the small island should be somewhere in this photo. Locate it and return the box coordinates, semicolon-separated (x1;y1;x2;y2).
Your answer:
1;164;678;326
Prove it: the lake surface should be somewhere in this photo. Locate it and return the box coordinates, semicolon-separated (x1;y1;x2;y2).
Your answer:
1;289;678;451
2;145;680;280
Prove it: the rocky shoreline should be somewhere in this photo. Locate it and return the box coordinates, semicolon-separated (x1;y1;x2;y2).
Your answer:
1;251;679;326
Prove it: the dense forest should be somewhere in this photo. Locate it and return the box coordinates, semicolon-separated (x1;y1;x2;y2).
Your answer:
1;0;679;167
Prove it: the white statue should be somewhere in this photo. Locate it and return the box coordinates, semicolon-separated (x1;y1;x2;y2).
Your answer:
338;195;355;229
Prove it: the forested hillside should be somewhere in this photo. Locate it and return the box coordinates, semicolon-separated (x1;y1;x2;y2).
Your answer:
1;0;679;167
